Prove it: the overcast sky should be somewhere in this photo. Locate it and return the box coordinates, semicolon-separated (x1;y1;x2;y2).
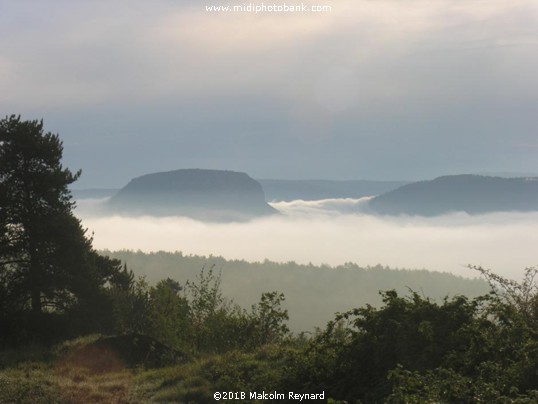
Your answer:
1;0;537;188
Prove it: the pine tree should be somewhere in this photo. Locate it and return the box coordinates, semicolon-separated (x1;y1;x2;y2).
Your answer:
0;115;121;336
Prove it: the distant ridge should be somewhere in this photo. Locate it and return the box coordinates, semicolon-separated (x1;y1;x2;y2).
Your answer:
474;171;538;178
106;169;277;221
258;179;408;202
369;174;538;216
71;188;118;199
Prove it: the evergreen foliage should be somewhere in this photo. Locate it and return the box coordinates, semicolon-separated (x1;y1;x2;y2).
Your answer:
0;116;123;343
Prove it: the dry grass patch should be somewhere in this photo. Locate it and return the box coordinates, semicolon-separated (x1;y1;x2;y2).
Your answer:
55;369;134;404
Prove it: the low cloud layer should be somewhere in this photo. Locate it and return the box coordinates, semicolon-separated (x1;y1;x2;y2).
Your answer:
77;198;538;280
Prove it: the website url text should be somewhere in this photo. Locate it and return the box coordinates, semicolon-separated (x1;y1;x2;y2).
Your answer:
206;3;332;14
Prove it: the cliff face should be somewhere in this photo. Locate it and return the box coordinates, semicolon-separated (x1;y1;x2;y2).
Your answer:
369;175;538;216
107;169;277;221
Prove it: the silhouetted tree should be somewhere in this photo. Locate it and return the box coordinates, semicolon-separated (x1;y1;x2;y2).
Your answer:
0;115;121;340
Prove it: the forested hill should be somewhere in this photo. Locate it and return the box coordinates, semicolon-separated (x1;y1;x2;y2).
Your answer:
369;174;538;216
106;169;276;220
102;250;489;332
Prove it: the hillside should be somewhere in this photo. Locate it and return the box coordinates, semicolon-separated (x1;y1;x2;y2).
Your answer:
106;169;277;221
102;250;489;332
369;175;538;216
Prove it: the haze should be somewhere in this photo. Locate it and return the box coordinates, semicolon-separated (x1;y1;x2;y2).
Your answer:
77;198;538;280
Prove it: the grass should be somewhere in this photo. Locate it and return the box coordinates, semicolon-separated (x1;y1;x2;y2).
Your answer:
0;353;134;403
0;336;140;404
0;337;293;403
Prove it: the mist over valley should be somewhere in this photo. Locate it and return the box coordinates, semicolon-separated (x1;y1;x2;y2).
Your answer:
72;171;538;331
75;174;538;282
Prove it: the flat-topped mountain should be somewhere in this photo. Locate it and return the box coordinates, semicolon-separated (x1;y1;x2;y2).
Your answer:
369;175;538;216
107;169;277;221
258;179;408;202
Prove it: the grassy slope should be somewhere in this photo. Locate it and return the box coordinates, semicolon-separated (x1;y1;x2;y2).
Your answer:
0;336;134;404
0;338;290;404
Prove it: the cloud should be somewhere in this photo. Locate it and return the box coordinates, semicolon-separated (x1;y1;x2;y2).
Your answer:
1;0;536;186
2;0;536;107
77;198;538;281
271;197;372;215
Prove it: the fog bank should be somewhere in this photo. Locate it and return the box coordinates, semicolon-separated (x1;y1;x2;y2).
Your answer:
77;198;538;280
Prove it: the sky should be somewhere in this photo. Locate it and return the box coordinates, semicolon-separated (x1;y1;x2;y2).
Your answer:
1;0;537;188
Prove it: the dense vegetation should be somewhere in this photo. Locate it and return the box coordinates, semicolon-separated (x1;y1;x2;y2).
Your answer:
1;117;537;402
102;250;489;332
1;265;537;403
0;115;127;343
